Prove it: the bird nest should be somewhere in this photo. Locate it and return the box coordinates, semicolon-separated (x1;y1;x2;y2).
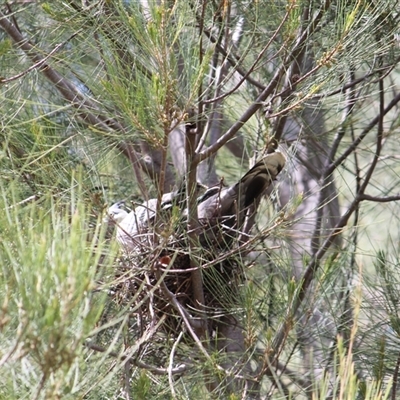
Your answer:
108;222;245;338
103;152;286;339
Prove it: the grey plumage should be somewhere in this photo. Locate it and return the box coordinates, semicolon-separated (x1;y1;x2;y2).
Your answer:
196;151;285;246
108;152;285;252
197;152;285;220
109;186;191;251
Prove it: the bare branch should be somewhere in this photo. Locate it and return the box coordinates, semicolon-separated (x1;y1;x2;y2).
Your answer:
202;4;294;105
326;91;400;176
184;116;207;337
358;193;400;203
197;0;333;163
312;59;400;100
310;70;357;253
270;70;395;369
196;64;285;164
155;260;203;332
201;27;266;91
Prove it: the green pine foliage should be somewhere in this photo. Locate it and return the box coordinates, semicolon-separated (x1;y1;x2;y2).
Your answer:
1;0;400;398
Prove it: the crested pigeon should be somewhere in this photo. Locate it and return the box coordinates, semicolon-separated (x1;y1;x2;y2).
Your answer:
108;152;285;252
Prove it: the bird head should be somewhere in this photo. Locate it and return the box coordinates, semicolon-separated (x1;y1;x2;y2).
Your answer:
106;201;129;224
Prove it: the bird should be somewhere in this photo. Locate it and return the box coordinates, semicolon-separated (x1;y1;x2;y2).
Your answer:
108;152;285;252
197;151;285;220
107;185;191;251
196;151;285;246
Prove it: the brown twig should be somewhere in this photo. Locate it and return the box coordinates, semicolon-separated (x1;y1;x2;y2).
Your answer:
158;219;284;274
196;63;286;164
356;73;385;195
312;59;400;100
0;37;76;84
155;261;203;332
325;91;400;177
201;27;266;91
310;70;357;254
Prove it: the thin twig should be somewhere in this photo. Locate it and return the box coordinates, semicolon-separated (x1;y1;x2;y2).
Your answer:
196;10;224;155
123;357;131;400
310;70;357;254
264;355;291;399
325;91;400;177
196;63;285;164
85;338;188;376
155;263;203;331
154;262;248;383
197;0;332;163
0;36;77;83
4;194;38;209
202;4;294;105
356;73;385;195
168;331;184;399
201;27;266;90
32;374;47;400
312;59;400;100
275;359;312;390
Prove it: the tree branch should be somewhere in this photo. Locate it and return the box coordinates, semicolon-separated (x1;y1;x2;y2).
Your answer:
202;4;293;105
0;10;178;193
196;63;285;164
269;68;396;370
184;116;206;337
326;90;400;177
197;0;332;163
358;193;400;202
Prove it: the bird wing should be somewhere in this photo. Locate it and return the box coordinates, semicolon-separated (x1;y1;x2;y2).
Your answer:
198;152;285;220
235;151;285;209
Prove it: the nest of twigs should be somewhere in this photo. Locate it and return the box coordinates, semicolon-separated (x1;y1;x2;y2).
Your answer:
108;221;245;338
